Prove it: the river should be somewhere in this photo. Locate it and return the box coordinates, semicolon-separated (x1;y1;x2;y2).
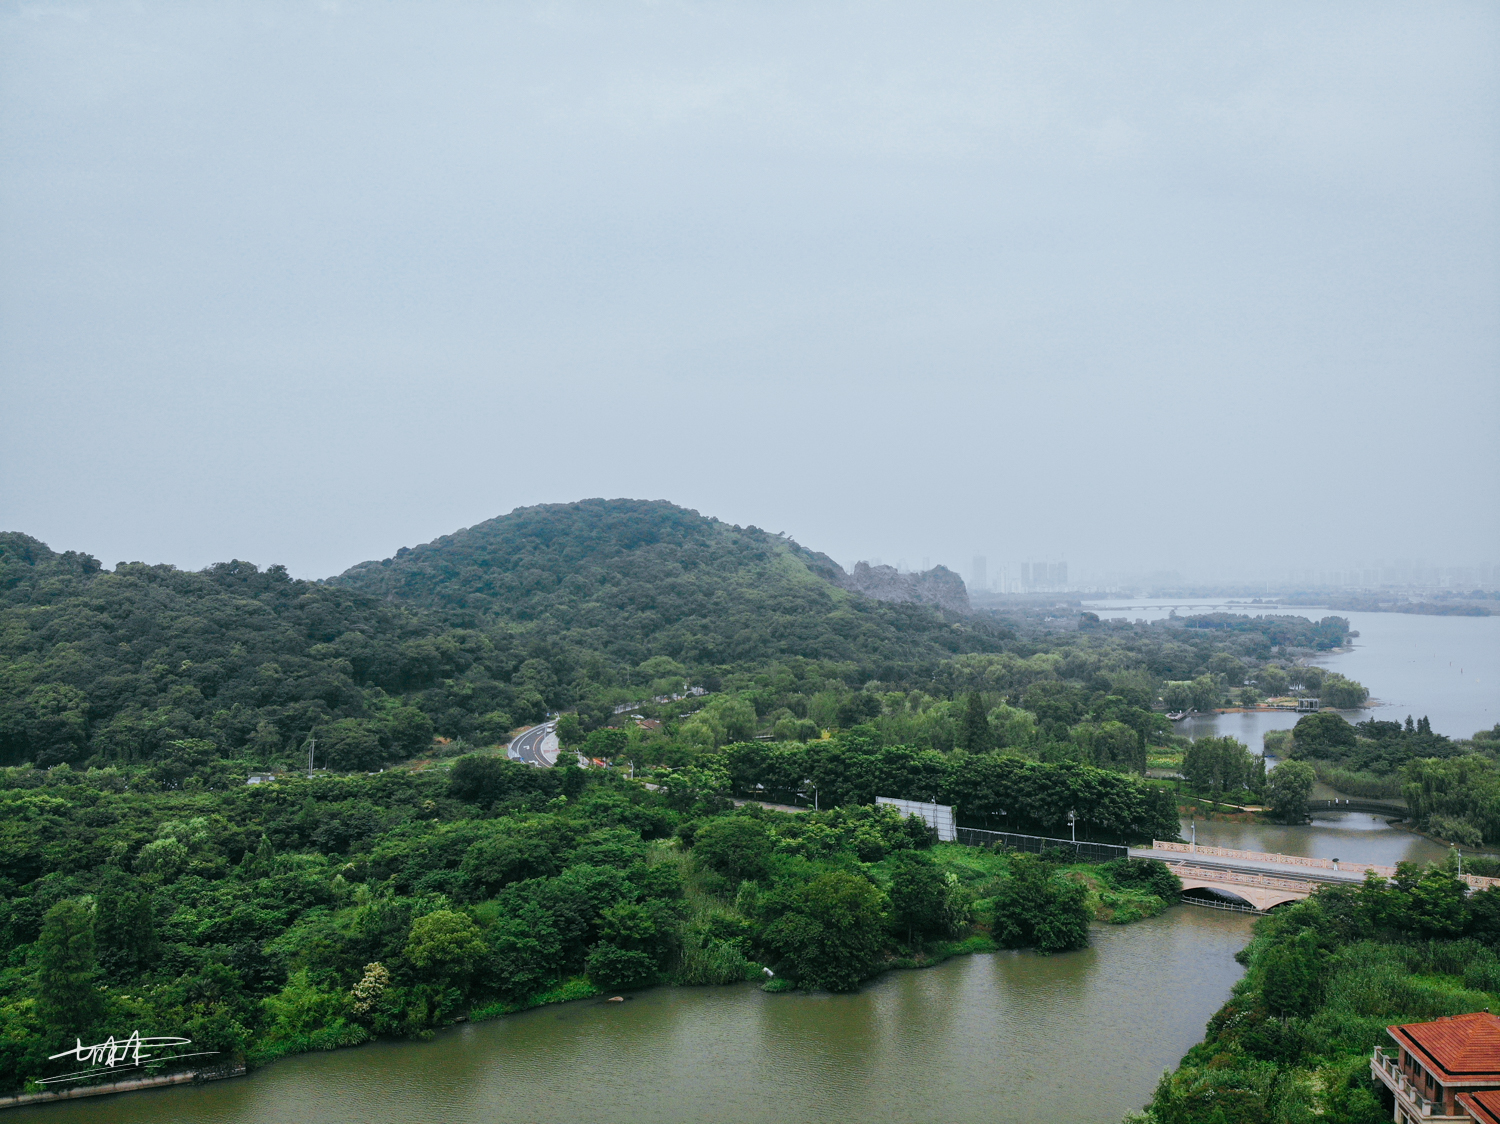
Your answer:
19;908;1254;1124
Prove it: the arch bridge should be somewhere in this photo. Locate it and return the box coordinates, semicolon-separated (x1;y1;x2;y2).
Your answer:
1306;798;1408;818
1167;863;1321;912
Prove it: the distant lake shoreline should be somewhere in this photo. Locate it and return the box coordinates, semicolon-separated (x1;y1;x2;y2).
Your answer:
1082;599;1498;741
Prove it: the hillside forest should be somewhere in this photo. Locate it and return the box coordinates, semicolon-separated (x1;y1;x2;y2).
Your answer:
5;498;1499;1097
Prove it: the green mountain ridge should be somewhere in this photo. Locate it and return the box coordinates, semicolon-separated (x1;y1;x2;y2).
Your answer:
329;498;1007;675
0;500;1007;770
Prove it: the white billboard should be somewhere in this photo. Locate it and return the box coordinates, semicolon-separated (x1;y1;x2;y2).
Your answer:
875;797;957;842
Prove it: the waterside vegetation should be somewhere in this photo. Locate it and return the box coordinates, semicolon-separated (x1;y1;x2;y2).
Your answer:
1265;713;1500;844
0;758;1181;1095
1130;859;1500;1124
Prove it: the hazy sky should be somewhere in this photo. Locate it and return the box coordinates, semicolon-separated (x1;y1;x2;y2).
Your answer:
4;1;1497;582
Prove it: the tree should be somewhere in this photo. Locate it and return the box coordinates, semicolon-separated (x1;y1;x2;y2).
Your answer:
37;899;103;1033
582;727;629;760
405;910;488;983
461;835;561;898
1161;681;1195;711
1266;760;1315;823
321;718;386;772
762;871;887;991
1406;865;1468;938
693;817;773;883
1183;737;1257;800
386;707;435;754
886;851;949;946
556;713;584;748
1091;720;1144;774
1261;930;1323;1018
1291;711;1356;756
1207;653;1245;687
1257;665;1289;697
585;943;657;990
487;904;562;1002
1189;674;1220;712
1319;674;1368;709
991;854;1091;953
956;693;992;753
585;900;678;989
94;869;159;981
1102;857;1182;902
1292;666;1326;693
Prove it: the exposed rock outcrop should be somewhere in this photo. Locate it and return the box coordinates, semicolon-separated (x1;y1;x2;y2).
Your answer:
832;561;970;614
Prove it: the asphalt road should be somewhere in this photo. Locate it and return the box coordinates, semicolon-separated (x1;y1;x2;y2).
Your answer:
509;722;555;767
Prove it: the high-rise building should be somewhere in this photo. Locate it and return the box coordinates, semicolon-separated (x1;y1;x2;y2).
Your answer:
971;555;987;591
1020;562;1032;589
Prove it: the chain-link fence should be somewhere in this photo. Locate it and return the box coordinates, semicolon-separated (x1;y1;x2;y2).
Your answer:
953;826;1126;863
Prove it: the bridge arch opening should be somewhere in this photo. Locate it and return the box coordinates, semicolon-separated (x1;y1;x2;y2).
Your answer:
1181;887;1260;912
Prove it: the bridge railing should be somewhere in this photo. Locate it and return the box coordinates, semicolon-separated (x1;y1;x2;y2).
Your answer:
1153;842;1500;892
955;827;1126;863
1152;841;1396;878
1167;863;1321;893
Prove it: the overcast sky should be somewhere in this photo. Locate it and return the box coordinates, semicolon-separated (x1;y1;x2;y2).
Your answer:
4;1;1497;583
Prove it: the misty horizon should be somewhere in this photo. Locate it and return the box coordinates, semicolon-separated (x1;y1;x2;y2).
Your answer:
4;3;1497;585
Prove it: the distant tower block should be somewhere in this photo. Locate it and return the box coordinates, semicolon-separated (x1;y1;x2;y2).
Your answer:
972;555;987;591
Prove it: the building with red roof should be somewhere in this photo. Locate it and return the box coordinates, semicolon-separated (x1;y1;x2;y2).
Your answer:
1372;1011;1500;1122
1458;1090;1500;1124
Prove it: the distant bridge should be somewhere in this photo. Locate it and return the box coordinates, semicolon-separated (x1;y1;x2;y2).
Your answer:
1307;798;1408;818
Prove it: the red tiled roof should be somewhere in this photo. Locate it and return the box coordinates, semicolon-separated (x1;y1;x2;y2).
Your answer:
1459;1090;1500;1124
1389;1013;1500;1082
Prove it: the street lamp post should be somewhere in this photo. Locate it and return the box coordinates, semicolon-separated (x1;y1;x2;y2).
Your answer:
1067;810;1077;843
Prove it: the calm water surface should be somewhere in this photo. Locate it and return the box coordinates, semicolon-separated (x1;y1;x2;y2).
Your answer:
1083;599;1499;741
19;909;1253;1124
1186;813;1454;867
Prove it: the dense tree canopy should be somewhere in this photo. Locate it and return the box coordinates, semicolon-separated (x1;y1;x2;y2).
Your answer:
0;759;1177;1094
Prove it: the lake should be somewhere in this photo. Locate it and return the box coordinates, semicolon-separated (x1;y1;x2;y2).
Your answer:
1082;598;1499;743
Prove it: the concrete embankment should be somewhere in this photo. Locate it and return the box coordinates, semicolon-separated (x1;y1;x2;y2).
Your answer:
0;1063;245;1111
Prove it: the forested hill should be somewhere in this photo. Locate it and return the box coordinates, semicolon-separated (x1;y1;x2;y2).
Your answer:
0;504;1007;771
331;499;1007;673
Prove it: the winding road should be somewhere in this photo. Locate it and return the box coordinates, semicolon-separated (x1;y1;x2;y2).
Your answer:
508;722;557;767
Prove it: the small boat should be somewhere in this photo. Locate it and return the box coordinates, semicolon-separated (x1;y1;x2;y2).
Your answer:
1165;711;1188;721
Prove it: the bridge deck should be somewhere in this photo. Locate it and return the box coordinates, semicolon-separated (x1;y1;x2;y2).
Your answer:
1130;845;1500;894
1129;847;1375;885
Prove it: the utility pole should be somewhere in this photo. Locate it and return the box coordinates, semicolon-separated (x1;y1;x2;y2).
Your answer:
307;731;316;779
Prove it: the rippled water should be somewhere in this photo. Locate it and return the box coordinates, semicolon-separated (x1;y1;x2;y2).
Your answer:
21;909;1254;1124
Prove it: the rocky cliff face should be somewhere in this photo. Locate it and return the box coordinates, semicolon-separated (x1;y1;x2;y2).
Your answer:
832;561;970;614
